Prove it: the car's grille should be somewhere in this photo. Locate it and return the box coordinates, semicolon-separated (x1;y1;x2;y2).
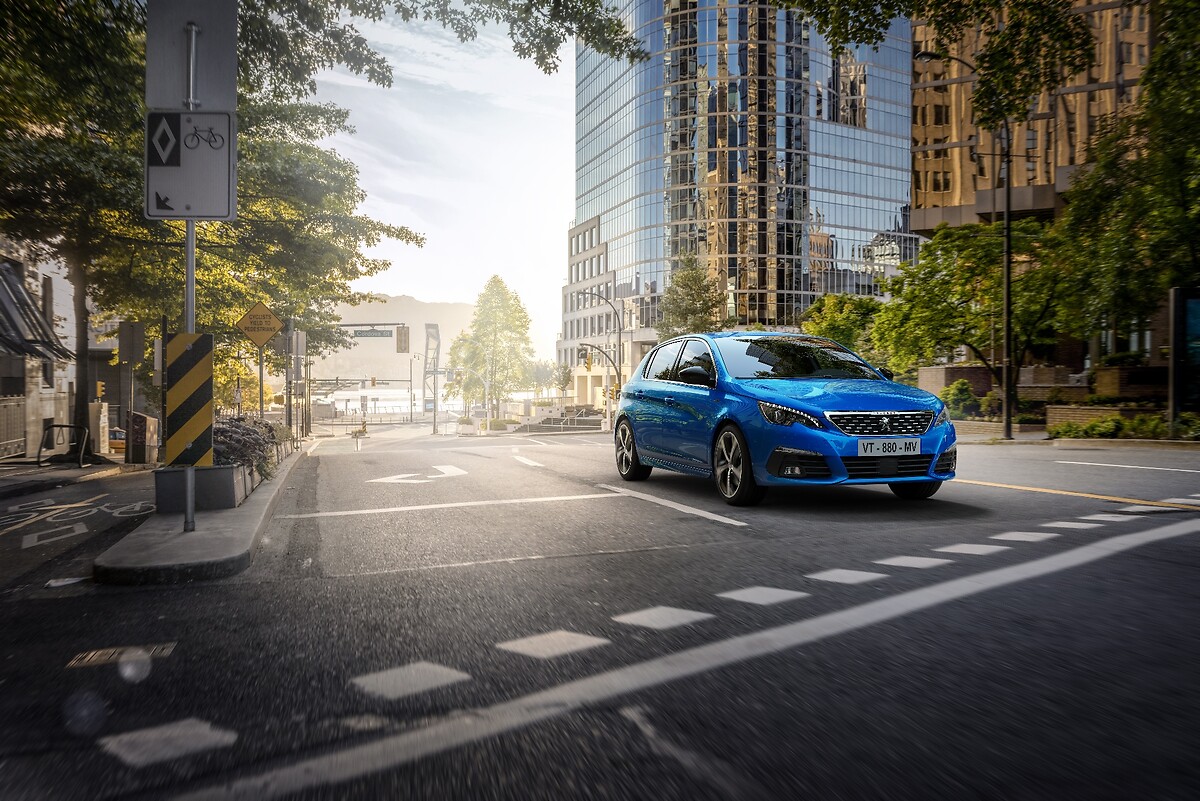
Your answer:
841;455;934;479
767;448;833;479
826;411;934;436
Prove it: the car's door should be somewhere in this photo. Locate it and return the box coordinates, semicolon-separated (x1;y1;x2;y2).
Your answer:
661;338;722;468
630;340;685;457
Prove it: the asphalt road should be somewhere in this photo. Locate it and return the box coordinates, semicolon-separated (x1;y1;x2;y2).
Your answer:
1;428;1198;800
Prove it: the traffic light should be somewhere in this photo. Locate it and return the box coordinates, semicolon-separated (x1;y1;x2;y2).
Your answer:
396;325;409;353
444;369;457;382
371;377;377;387
95;380;105;399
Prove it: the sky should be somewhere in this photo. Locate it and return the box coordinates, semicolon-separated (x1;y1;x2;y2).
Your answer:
313;18;576;361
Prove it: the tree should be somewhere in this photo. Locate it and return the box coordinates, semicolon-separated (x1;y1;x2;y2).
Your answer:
1050;0;1200;345
871;221;1065;385
447;276;533;419
801;294;883;352
656;255;734;340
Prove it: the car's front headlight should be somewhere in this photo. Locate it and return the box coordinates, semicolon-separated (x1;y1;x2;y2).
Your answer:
758;401;823;429
933;406;950;428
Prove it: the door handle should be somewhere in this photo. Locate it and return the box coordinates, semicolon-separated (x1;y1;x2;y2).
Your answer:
634;390;644;400
663;396;676;406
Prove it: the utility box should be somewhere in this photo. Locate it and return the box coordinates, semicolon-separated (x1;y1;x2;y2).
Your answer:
128;413;160;464
88;403;109;454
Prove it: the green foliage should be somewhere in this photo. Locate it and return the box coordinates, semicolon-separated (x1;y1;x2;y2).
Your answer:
938;379;980;419
213;416;284;478
1051;0;1200;341
871;221;1064;383
1173;413;1200;441
1046;421;1085;439
801;294;882;352
979;390;1002;417
656;254;735;340
447;276;534;413
1097;351;1148;368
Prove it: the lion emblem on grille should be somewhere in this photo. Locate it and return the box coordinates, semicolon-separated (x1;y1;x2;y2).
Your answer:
878;416;891;433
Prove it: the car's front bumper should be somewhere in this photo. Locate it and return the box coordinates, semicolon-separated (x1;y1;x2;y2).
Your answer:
748;421;957;486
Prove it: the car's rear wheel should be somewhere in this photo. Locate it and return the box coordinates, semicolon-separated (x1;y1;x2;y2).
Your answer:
615;419;652;481
889;480;942;500
712;425;766;506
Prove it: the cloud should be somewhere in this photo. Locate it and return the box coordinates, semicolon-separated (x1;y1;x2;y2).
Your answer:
312;18;575;359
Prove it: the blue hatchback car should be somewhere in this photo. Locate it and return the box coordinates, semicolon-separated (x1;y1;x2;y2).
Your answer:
614;332;957;506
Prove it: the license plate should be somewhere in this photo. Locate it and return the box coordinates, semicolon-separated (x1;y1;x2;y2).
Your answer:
857;438;920;457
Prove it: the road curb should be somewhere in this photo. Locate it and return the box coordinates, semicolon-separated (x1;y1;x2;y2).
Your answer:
961;437;1200;449
92;448;308;585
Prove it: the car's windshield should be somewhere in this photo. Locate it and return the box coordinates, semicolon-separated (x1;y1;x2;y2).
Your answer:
714;336;882;380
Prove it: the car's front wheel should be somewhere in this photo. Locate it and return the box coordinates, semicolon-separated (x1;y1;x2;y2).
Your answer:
712;425;766;506
889;480;943;500
615;419;652;481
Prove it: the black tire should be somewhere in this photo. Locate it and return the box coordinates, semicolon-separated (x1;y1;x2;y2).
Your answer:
712;425;766;506
889;480;943;500
615;419;652;481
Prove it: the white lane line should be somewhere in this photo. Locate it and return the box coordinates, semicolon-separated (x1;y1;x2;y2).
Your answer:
1161;498;1200;506
806;569;889;585
597;484;747;527
612;606;714;630
1055;460;1200;474
512;455;543;468
717;586;810;605
991;531;1060;542
173;518;1200;801
873;556;954;569
308;440;323;455
352;662;471;701
527;439;554;447
278;493;624;520
496;630;609;660
99;718;237;768
1042;521;1104;530
935;543;1010;555
1079;514;1143;522
1120;505;1176;513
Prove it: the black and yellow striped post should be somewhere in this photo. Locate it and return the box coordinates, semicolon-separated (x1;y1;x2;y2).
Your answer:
166;333;214;467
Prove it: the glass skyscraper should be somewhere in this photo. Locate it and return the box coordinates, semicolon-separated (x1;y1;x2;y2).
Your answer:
561;1;918;377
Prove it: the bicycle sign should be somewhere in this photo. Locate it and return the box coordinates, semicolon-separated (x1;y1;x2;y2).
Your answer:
184;126;225;150
144;110;236;220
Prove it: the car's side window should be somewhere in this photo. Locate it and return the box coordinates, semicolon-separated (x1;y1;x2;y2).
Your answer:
645;341;684;381
674;339;715;380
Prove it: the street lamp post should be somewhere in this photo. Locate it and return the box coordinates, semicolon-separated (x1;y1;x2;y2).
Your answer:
576;289;624;390
916;50;1014;440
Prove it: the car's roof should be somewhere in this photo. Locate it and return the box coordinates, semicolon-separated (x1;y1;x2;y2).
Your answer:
666;331;838;345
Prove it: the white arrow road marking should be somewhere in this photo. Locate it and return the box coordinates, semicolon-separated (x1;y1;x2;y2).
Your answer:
367;465;467;484
22;522;88;549
368;474;430;484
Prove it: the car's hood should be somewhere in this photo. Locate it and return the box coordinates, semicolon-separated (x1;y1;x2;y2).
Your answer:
731;378;942;412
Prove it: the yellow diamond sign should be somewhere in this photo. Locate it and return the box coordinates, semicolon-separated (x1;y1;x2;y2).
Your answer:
236;302;283;348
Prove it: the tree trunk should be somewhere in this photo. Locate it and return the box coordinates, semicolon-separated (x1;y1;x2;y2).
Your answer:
67;256;92;457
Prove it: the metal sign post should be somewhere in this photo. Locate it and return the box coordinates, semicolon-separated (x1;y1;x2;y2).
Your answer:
146;0;237;532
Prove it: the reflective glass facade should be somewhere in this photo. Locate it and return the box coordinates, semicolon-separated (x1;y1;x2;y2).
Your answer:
569;1;918;353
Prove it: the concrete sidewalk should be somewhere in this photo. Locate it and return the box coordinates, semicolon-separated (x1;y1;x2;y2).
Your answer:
92;446;309;585
0;458;152;501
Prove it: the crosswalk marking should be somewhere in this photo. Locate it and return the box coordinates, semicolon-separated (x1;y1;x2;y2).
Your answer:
612;606;714;630
351;662;471;701
935;543;1010;556
991;531;1060;542
98;718;237;768
873;556;954;569
1041;521;1104;529
806;569;889;584
716;586;810;605
496;630;609;659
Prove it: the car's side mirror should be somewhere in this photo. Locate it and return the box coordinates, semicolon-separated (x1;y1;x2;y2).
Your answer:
678;365;714;387
878;367;895;380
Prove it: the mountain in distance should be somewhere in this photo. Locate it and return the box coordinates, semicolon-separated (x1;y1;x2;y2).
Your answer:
312;294;474;382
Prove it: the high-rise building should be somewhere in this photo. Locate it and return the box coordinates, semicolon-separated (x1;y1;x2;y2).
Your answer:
560;3;919;393
911;1;1151;231
910;0;1157;368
